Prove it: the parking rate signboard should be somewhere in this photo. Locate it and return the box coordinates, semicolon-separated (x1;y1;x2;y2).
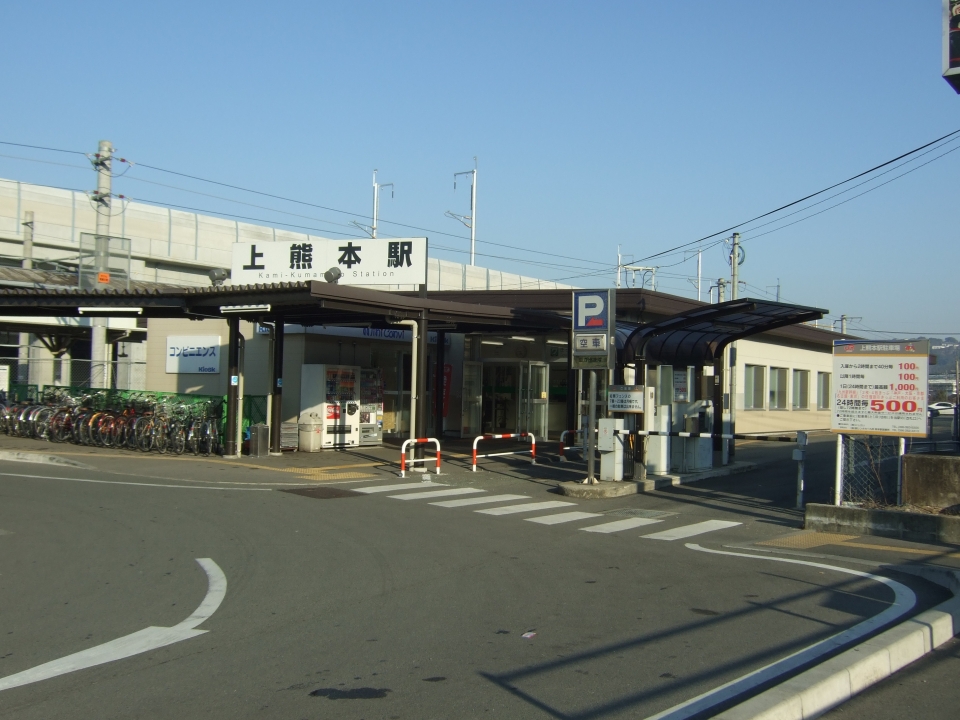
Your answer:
831;339;930;437
571;289;616;370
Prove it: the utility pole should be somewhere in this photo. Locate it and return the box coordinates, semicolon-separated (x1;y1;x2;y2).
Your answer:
697;248;702;301
616;246;621;288
730;232;740;300
717;278;727;303
21;211;34;269
728;232;741;462
90;140;113;389
370;169;393;239
685;249;703;301
834;315;860;335
446;158;477;265
18;211;34;386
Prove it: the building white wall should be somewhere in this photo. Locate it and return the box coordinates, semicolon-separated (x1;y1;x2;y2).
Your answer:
733;337;834;433
0;179;570;292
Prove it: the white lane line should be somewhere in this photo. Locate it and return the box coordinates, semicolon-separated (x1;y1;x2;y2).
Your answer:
476;500;576;516
0;472;271;491
579;517;663;534
430;494;530;508
0;558;227;693
353;481;447;494
525;511;600;525
388;488;484;500
641;520;741;541
642;544;916;720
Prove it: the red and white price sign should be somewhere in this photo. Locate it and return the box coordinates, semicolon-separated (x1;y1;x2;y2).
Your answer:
831;340;930;437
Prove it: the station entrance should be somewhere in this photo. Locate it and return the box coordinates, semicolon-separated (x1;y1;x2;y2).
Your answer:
461;361;552;438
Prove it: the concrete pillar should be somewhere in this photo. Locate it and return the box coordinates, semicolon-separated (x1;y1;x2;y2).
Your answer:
270;318;284;455
224;316;241;457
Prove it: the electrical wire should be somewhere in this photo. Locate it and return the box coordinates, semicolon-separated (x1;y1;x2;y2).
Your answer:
0;153;91;172
0;141;86;155
632;127;960;263
739;143;960;243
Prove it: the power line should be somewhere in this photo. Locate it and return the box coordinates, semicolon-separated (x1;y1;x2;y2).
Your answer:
632;126;960;263
740;142;960;244
733;134;960;240
0;141;86;155
0;144;614;269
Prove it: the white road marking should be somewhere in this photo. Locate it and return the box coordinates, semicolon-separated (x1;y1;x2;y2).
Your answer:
525;511;600;525
579;517;663;533
0;558;227;693
0;472;271;491
388;488;484;500
641;520;741;541
430;494;530;508
353;481;447;494
641;544;916;720
476;501;576;516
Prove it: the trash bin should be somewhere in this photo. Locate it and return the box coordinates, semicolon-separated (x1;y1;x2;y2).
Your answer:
298;414;324;452
248;423;270;457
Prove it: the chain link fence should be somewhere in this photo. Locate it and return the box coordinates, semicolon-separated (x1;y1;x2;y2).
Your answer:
0;357;146;391
839;434;902;505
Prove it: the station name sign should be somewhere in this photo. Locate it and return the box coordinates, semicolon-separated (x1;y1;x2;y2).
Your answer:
831;339;930;438
230;238;428;286
571;289;616;370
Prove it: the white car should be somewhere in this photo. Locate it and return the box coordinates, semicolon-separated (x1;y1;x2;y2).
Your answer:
929;402;956;416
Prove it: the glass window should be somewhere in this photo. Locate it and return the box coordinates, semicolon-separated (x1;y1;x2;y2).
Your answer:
744;365;765;409
792;370;809;409
769;367;788;409
817;372;831;410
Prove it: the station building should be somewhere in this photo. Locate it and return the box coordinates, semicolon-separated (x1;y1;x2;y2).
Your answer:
0;177;851;473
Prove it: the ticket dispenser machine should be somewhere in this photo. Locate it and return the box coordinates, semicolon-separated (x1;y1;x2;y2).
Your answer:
645;387;670;475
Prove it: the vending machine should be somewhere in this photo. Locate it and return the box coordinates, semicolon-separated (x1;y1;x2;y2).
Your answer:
359;368;384;446
299;364;361;448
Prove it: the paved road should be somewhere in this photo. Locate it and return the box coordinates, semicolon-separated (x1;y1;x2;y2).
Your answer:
0;434;955;719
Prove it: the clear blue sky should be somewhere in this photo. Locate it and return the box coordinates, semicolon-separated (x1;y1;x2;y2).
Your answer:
2;1;958;336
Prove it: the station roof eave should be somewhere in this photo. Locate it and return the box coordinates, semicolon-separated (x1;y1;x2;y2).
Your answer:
0;281;570;334
619;298;829;367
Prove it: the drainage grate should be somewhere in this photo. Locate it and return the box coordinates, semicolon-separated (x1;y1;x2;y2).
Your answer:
601;508;676;519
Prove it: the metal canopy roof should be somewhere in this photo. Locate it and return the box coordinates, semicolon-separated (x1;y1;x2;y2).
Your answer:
0;281;569;333
619;298;828;366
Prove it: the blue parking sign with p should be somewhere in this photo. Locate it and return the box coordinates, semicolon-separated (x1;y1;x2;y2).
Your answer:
573;291;610;331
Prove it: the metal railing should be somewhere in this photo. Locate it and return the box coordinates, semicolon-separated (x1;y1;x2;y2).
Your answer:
472;433;536;472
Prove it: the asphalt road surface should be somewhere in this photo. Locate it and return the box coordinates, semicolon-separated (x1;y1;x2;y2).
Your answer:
0;434;956;719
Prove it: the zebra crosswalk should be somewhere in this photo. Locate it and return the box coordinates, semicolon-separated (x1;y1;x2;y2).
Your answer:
350;481;742;541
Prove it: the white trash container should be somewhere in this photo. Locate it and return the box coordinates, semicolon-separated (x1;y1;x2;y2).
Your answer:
298;414;324;453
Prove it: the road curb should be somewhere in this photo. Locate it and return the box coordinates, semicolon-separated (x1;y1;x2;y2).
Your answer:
556;461;758;498
0;450;93;470
805;503;960;545
715;566;960;720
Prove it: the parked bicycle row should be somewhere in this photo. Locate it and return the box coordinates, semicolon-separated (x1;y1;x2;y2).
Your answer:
0;388;223;456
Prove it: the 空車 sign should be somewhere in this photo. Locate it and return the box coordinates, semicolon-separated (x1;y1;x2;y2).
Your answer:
166;336;221;374
230;238;427;286
831;340;930;438
571;289;616;371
